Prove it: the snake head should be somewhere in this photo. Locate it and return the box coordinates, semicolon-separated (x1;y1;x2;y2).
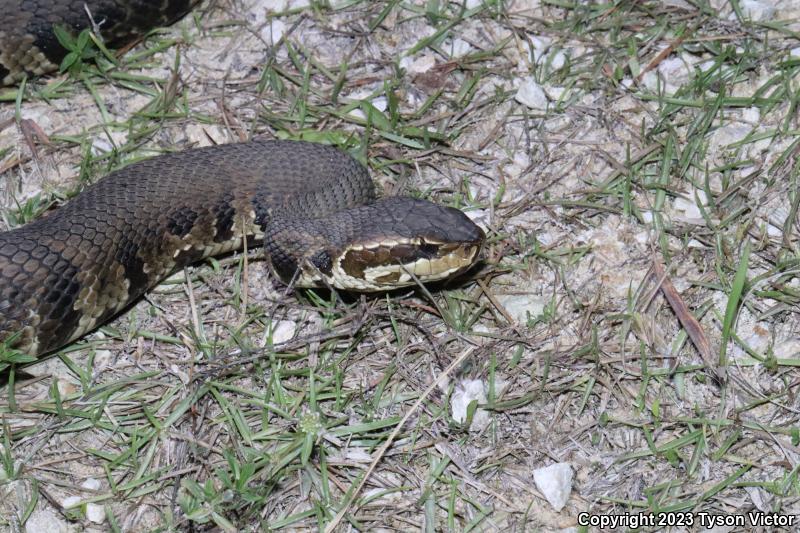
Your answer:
265;197;485;291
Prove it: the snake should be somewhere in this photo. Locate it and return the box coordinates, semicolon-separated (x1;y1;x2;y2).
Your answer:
0;3;486;358
0;140;484;357
1;0;198;86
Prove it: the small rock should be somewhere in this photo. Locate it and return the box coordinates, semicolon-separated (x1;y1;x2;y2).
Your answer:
514;77;548;109
710;123;750;148
25;508;68;533
61;496;81;509
549;49;567;70
742;107;760;123
451;379;490;431
262;0;288;9
80;478;101;491
261;19;285;45
344;448;372;462
449;38;472;58
370;96;388;112
496;293;546;324
90;137;115;156
774;340;800;358
401;54;436;74
735;0;775;21
545;86;567;101
464;208;489;228
674;188;709;220
533;463;573;511
86;503;105;524
269;320;296;344
792;47;800;58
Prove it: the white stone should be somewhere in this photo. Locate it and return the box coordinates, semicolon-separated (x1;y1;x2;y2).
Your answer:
86;503;105;524
496;293;546;324
90;137;114;156
345;448;373;462
449;38;472;58
736;0;775;21
262;0;288;9
528;36;551;57
404;54;436;74
261;19;286;45
371;96;388;112
533;463;573;511
545;86;567;101
465;208;489;228
465;0;483;8
515;77;548;109
710;123;751;148
81;478;101;491
62;496;81;509
774;340;800;358
658;56;687;78
549;49;566;70
674;189;709;219
792;47;800;58
25;508;68;533
269;320;296;344
767;222;783;238
451;379;490;431
742;107;760;123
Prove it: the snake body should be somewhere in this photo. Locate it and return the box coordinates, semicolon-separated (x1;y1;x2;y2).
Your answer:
0;3;485;357
0;141;484;357
1;0;197;85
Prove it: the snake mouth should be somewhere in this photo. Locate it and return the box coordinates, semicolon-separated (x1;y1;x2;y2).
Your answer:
296;236;483;291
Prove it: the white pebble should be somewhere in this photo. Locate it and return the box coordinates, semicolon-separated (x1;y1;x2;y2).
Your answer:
404;54;436;74
451;379;490;431
533;463;573;511
735;0;775;21
269;320;296;344
261;19;285;45
86;504;105;524
80;478;100;491
496;293;546;324
61;496;81;509
514;77;548;110
449;38;472;58
742;106;760;123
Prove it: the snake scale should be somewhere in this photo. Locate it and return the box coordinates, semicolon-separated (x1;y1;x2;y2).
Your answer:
0;3;485;358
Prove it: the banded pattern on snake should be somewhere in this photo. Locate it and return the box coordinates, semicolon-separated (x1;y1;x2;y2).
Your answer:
0;3;485;358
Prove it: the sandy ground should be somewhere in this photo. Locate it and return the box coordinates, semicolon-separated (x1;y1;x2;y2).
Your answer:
2;0;800;531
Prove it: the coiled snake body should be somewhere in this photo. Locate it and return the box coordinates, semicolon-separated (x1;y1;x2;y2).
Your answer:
1;0;197;86
0;143;484;357
0;3;484;358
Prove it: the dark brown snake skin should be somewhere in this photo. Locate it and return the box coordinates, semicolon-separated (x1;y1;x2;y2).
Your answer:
1;0;197;85
0;3;484;358
0;141;485;357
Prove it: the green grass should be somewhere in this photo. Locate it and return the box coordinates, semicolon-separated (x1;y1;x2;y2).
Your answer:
1;0;800;530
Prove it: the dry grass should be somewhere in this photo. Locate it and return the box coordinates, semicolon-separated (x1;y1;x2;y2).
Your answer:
1;0;800;531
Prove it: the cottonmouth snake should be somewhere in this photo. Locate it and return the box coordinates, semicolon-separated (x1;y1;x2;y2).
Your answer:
0;3;485;358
